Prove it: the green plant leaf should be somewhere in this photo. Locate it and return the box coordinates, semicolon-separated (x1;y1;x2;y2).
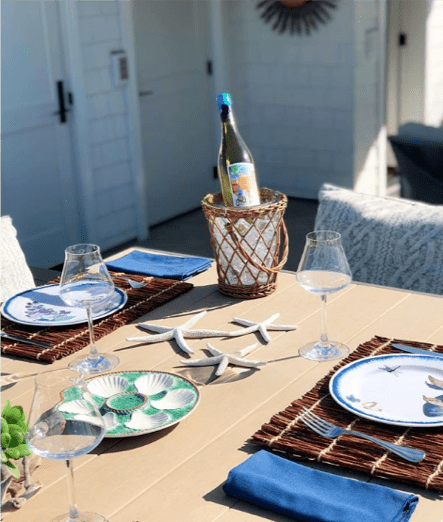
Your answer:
1;417;9;434
5;447;21;460
16;420;29;433
7;424;24;436
1;400;12;417
1;432;11;449
9;431;24;448
1;448;8;463
17;443;32;457
11;405;25;421
5;460;21;480
4;408;23;425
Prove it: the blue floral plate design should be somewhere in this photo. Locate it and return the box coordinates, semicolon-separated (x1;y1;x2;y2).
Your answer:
329;354;443;427
1;284;127;326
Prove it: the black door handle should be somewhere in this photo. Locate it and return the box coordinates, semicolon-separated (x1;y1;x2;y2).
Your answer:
53;80;71;123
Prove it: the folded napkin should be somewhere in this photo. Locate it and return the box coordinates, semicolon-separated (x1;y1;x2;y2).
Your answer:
223;451;418;522
106;250;212;281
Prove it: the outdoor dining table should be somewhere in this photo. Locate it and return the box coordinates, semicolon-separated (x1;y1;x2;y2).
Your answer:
1;247;443;522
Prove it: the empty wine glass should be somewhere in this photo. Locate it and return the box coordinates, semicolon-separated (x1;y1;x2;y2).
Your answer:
60;244;119;374
26;367;108;522
296;231;352;361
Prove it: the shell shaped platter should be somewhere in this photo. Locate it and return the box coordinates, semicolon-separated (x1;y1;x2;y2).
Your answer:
58;370;200;437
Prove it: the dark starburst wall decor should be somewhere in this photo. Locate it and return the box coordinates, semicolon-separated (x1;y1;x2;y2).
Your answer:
256;0;339;35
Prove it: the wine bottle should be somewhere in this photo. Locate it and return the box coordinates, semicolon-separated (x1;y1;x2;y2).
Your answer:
216;93;260;208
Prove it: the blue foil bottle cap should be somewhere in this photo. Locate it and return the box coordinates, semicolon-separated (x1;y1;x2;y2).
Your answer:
216;93;232;109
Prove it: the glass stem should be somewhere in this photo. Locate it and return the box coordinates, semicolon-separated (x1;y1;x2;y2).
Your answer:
65;459;80;522
319;294;329;347
86;307;98;359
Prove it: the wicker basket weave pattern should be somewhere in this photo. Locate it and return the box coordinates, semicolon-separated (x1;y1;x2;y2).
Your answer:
201;189;288;299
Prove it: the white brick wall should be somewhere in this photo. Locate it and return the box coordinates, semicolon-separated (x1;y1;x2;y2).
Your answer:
353;0;383;195
76;1;137;249
221;0;357;200
425;0;443;125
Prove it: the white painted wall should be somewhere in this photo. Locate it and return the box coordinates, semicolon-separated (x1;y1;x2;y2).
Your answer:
353;0;387;196
132;0;216;225
0;14;2;133
221;1;356;200
70;1;147;251
425;0;443;126
62;0;434;235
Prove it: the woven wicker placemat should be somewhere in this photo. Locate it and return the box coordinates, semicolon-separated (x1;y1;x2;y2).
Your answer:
251;336;443;493
1;273;193;363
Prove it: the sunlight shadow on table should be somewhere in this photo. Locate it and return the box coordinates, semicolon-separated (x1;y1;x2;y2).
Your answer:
175;366;258;386
93;423;180;455
203;483;294;521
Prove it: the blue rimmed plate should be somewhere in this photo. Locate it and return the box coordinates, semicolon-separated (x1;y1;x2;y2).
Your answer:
58;370;200;437
329;354;443;427
1;284;127;326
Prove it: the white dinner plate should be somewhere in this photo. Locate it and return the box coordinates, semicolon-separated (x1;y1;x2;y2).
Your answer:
329;354;443;427
1;284;127;326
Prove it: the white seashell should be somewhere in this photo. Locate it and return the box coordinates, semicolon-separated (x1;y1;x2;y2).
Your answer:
124;410;169;431
150;389;195;410
74;412;119;431
86;375;129;398
58;399;94;415
134;373;174;396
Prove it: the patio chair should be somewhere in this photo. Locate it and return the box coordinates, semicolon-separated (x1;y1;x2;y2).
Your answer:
1;215;35;302
388;122;443;204
314;184;443;295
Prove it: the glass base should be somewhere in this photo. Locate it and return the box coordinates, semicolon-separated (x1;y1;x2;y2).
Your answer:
68;353;119;375
299;341;349;362
50;512;109;522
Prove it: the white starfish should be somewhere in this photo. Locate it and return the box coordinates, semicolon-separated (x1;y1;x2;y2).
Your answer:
126;311;230;355
180;342;266;376
227;313;297;343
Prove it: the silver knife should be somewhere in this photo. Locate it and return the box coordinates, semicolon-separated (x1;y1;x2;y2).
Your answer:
0;331;52;349
392;343;443;359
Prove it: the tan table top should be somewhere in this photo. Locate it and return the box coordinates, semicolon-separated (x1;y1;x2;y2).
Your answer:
2;249;443;522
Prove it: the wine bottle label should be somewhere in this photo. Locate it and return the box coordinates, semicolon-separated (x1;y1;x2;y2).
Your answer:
227;163;260;207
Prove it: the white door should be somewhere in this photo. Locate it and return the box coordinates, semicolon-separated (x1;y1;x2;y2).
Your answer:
132;0;217;225
1;1;82;268
386;0;426;167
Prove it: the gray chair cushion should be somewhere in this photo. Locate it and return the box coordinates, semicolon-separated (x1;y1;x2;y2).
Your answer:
388;122;443;204
314;184;443;295
398;122;443;143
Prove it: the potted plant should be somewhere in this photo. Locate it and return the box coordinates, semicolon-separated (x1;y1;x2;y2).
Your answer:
1;400;31;503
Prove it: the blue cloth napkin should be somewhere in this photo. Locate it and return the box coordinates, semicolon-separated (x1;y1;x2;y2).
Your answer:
223;451;418;522
106;250;212;281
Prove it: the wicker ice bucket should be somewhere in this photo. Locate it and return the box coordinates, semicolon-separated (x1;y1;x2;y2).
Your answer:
201;189;288;299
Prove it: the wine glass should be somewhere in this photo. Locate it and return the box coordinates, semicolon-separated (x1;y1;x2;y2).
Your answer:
60;244;119;374
296;231;352;361
26;367;108;522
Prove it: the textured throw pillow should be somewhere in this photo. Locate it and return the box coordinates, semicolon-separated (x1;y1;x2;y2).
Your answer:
1;216;35;302
314;184;443;295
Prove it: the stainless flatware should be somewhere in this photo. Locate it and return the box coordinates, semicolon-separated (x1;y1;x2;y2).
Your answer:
392;343;443;359
0;331;52;349
300;407;426;463
111;276;146;289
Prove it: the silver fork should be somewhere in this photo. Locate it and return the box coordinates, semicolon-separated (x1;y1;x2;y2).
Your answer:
112;276;146;289
300;407;425;463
